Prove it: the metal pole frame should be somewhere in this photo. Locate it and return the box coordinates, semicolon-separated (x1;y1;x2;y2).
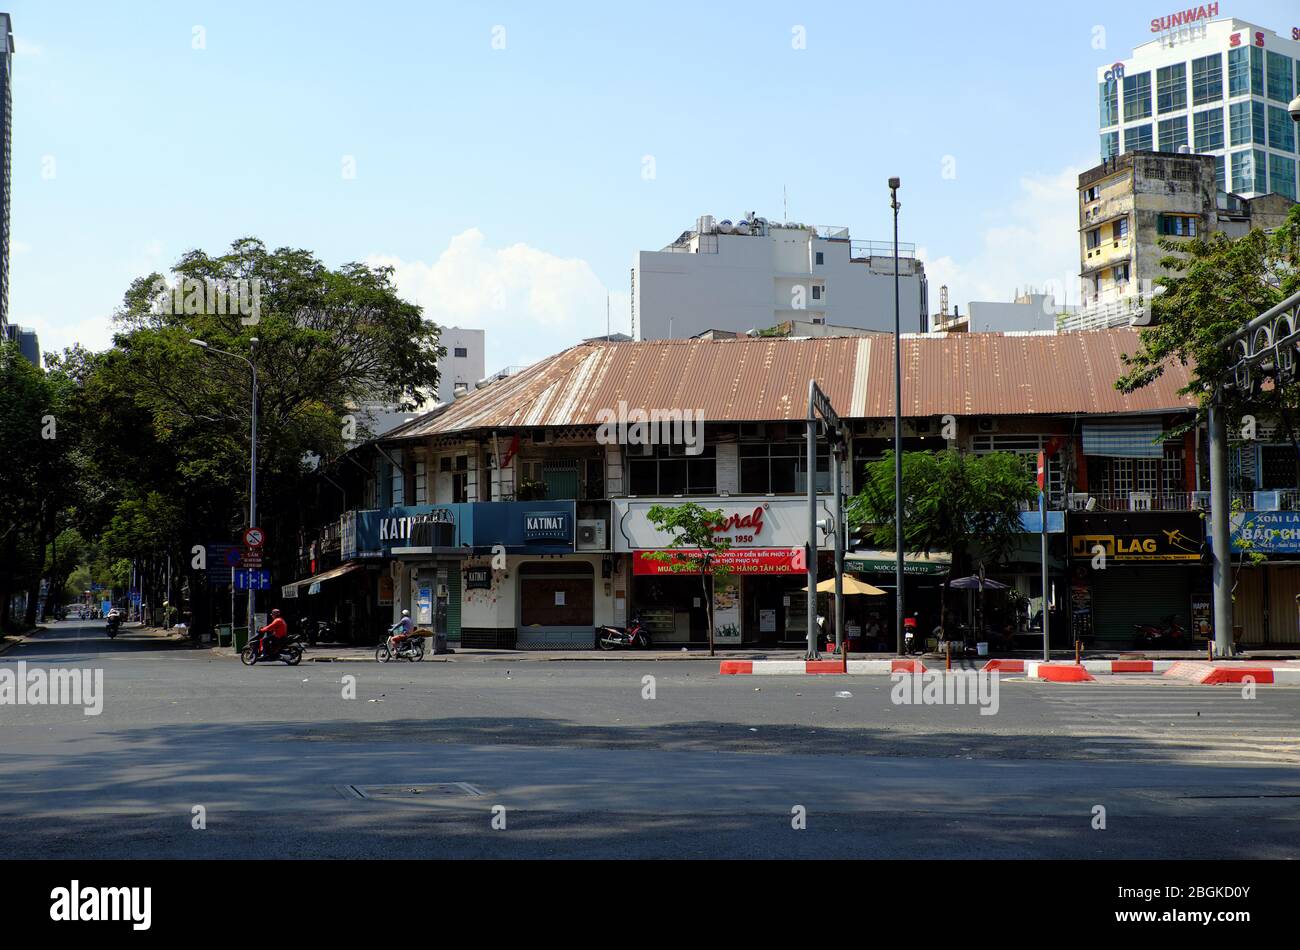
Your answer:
891;178;905;656
806;381;845;660
1211;288;1300;657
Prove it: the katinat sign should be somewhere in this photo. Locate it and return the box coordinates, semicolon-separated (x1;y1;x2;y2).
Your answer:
1150;3;1219;33
612;497;833;552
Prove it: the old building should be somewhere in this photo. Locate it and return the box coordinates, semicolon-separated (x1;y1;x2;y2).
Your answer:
267;329;1300;651
1069;149;1297;331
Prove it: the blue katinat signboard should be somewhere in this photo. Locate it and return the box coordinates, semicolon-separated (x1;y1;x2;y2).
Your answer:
523;509;572;542
1224;511;1300;553
343;505;464;559
466;501;575;553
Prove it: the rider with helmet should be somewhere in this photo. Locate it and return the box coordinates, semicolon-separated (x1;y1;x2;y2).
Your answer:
257;608;288;658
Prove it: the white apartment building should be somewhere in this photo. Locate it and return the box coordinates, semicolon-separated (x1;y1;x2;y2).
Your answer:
632;213;928;339
1098;13;1300;201
436;326;485;405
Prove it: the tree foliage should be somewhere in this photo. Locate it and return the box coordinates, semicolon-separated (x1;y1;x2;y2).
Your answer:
847;450;1037;568
1115;205;1300;426
643;503;734;656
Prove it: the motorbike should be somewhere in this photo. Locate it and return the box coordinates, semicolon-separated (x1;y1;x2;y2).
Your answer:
241;631;305;666
105;617;121;639
1134;614;1185;646
305;619;334;646
596;616;651;650
376;629;426;662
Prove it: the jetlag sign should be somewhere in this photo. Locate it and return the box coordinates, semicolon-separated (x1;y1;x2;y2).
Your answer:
1150;3;1218;33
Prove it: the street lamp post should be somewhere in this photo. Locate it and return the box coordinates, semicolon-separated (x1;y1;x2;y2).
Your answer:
190;338;259;639
890;177;905;655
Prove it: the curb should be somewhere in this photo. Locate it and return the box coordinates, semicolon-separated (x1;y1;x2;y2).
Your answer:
985;659;1176;675
720;658;930;675
1162;661;1300;685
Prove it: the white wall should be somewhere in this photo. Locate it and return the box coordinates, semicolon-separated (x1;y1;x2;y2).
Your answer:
635;229;926;339
437;327;486;404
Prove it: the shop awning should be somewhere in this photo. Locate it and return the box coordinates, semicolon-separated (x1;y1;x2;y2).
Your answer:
845;550;952;576
281;562;364;598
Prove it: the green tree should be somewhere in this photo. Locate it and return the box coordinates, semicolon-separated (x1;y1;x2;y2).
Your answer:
643;503;734;656
1116;205;1300;463
847;450;1037;635
56;238;444;633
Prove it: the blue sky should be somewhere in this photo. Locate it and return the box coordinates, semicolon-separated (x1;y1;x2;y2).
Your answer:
10;1;1300;369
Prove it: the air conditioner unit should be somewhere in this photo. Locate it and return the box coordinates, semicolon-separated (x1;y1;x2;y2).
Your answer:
576;519;607;551
976;418;998;433
1254;490;1281;511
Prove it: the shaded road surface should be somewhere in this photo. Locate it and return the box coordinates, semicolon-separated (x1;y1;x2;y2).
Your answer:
1;621;1298;858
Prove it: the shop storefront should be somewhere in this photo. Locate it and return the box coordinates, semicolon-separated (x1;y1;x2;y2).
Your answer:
342;504;470;644
1217;510;1300;647
455;501;617;649
615;498;834;647
1069;511;1208;648
845;550;951;649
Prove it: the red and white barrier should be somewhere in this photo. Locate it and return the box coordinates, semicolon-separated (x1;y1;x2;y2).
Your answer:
719;658;926;676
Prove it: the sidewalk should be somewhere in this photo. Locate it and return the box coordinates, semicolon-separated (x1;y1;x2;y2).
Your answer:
197;640;1300;664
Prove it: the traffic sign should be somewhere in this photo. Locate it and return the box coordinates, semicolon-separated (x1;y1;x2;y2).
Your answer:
233;569;271;591
240;547;263;568
243;527;265;549
223;548;242;568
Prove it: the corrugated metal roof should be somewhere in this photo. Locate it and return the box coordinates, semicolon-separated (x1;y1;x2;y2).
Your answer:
382;330;1194;440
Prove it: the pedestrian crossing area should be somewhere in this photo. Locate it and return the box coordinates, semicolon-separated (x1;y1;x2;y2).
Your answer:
1036;682;1300;764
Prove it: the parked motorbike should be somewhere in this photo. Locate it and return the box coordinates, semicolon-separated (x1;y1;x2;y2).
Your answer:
241;631;305;666
305;619;334;646
1134;614;1185;646
375;630;426;662
596;616;651;650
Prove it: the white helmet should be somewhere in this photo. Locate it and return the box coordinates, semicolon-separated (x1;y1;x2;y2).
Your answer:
401;609;410;617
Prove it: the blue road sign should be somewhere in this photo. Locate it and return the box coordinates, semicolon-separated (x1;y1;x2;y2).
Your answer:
233;569;271;591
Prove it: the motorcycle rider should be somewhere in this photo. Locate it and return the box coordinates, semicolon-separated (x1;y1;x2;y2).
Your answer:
388;609;414;653
257;608;288;658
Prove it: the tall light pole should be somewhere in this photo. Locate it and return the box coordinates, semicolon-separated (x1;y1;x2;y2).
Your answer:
190;338;259;639
890;177;905;655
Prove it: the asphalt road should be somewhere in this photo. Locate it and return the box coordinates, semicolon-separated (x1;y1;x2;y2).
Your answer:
1;620;1298;858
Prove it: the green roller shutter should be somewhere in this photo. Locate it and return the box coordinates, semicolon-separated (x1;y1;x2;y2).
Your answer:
1090;566;1195;645
445;560;461;641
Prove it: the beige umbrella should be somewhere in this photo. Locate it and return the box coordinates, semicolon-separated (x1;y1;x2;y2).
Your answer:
803;574;886;596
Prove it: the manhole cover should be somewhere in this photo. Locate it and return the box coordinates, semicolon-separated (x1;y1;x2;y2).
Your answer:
337;783;486;800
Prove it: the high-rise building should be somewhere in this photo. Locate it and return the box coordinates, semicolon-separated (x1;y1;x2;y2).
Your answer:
632;212;928;339
1097;13;1299;201
0;13;13;333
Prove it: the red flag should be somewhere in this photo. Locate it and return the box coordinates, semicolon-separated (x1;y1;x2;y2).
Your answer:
500;434;521;470
1036;451;1046;492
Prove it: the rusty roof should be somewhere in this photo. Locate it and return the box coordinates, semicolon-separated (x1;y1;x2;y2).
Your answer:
382;330;1194;440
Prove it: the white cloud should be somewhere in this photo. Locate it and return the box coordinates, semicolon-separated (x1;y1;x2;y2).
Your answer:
919;165;1084;314
19;311;117;357
368;228;630;370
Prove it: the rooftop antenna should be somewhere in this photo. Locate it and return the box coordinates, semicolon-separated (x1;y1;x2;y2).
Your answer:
783;185;788;222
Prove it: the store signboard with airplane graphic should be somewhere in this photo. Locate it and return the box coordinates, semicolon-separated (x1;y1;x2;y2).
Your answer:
1068;513;1204;562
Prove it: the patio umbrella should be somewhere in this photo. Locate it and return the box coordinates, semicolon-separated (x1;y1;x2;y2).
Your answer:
802;574;887;596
